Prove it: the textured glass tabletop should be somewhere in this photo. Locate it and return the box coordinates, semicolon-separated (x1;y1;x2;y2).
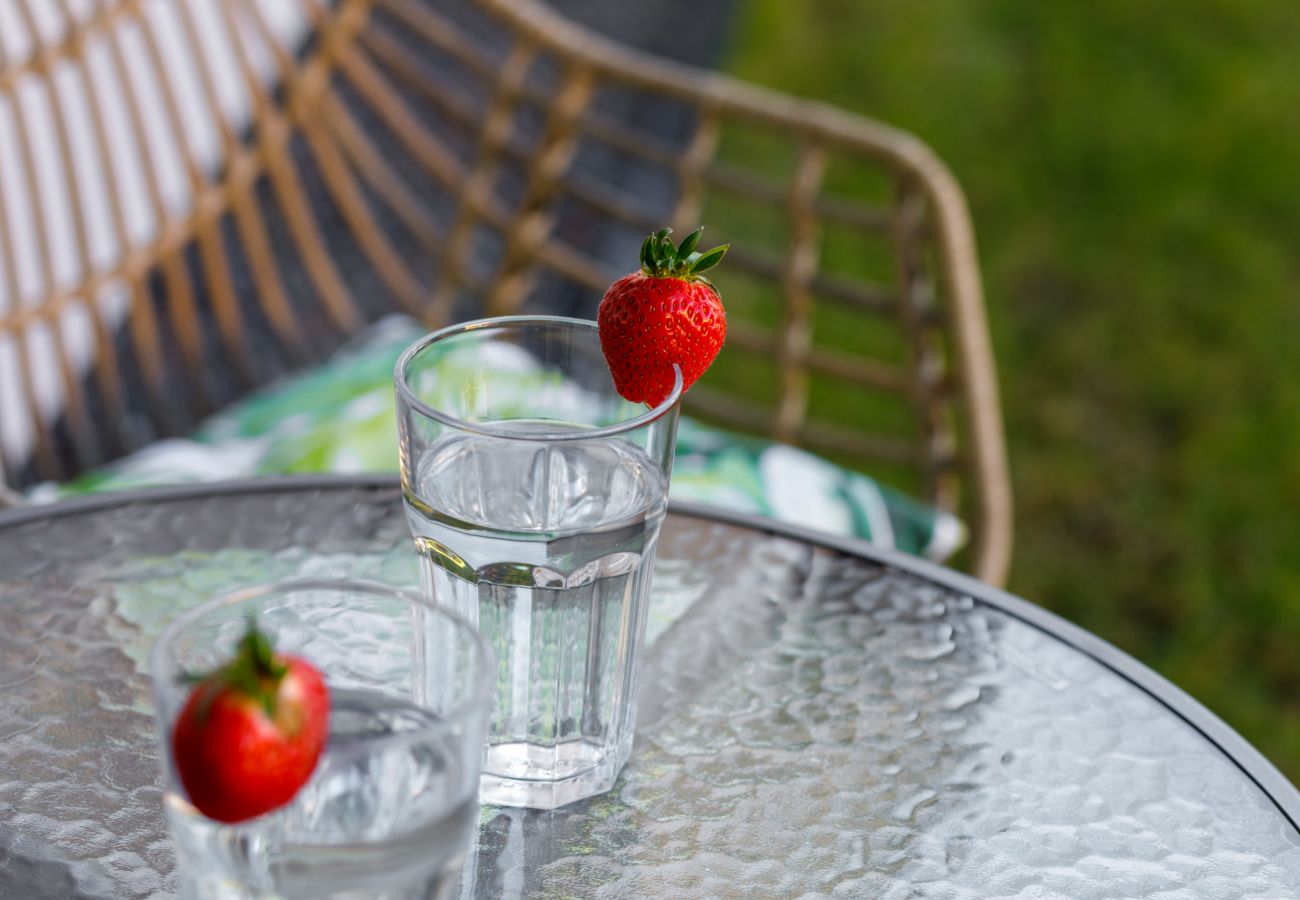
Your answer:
2;478;1298;899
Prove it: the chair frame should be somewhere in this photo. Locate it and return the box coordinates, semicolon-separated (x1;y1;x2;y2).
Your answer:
0;0;1012;584
478;0;1012;584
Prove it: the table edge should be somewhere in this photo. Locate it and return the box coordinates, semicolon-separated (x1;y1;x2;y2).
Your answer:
4;474;1297;831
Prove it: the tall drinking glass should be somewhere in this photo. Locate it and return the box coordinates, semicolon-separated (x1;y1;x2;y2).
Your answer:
395;316;681;809
150;580;494;900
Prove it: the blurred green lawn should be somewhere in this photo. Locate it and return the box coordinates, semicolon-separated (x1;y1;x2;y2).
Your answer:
722;0;1300;780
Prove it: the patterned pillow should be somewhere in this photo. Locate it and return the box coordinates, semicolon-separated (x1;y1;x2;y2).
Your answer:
39;317;965;561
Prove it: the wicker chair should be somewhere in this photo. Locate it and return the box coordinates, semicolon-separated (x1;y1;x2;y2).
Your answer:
0;0;1012;584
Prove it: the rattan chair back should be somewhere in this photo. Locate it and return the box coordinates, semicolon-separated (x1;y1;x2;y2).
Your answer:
0;0;1011;583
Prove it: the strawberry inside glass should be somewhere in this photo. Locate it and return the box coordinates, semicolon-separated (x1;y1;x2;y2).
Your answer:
170;622;329;824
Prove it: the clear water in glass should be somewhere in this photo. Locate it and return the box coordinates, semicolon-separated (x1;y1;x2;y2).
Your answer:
406;430;668;809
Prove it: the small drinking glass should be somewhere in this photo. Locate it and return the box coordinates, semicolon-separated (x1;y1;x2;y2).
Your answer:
395;316;681;809
150;580;494;900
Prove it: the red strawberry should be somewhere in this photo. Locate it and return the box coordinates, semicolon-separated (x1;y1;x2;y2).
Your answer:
598;227;728;406
171;622;329;824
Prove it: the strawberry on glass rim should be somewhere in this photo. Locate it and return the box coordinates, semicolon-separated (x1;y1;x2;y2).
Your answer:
170;621;329;824
598;227;728;407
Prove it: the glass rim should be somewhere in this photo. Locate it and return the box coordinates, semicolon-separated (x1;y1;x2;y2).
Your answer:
149;579;496;742
394;315;683;441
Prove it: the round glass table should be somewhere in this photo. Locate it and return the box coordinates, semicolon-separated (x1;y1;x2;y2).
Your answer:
2;477;1297;898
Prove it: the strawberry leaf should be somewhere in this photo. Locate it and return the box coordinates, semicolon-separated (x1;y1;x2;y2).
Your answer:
675;227;703;264
652;237;672;269
639;236;654;273
689;244;729;275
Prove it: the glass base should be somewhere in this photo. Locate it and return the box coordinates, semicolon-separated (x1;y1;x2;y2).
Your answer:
479;739;629;810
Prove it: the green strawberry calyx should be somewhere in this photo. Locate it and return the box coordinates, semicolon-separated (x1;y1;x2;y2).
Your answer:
184;619;290;722
638;227;729;291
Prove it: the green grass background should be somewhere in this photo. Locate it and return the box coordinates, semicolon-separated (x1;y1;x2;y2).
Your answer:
719;0;1300;780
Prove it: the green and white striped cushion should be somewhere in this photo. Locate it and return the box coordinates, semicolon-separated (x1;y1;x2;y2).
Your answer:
37;317;965;562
